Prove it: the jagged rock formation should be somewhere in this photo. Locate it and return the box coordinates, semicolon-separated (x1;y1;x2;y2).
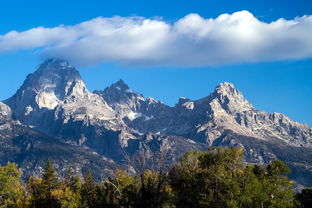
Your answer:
0;102;12;121
5;59;116;131
94;79;145;120
0;102;115;179
1;59;312;186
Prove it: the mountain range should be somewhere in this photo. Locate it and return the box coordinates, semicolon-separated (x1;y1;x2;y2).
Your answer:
1;59;312;187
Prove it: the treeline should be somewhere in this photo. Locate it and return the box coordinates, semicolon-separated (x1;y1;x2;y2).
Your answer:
0;147;311;208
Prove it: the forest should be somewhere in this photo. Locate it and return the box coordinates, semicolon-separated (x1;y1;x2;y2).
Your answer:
0;147;311;208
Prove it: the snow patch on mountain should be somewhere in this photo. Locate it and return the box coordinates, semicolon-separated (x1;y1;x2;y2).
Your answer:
35;91;60;109
127;111;142;121
0;102;12;121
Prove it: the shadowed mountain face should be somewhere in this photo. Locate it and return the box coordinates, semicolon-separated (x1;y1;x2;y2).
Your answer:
0;102;115;179
2;59;312;186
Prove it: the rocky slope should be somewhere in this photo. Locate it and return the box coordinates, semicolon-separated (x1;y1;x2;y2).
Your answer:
95;80;312;186
2;59;312;186
0;102;115;179
115;81;312;148
5;59;117;131
3;59;204;172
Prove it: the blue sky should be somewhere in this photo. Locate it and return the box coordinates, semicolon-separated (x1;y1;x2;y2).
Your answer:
0;0;312;125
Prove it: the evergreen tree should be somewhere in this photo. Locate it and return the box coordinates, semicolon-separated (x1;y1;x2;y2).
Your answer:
296;188;312;208
63;168;82;193
28;159;60;208
64;168;74;187
42;159;59;192
81;169;98;208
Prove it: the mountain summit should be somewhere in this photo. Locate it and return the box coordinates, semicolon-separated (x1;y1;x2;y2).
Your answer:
1;59;312;186
94;79;145;119
210;82;253;114
5;59;115;132
6;59;83;110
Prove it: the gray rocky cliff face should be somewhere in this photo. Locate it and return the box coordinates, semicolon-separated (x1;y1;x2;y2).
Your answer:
210;82;253;114
5;59;82;115
4;59;119;143
98;79;312;185
0;101;115;179
0;102;12;121
5;59;115;125
121;81;312;148
94;79;145;120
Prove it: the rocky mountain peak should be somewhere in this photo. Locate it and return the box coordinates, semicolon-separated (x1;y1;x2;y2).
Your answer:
211;82;253;114
112;79;130;91
176;97;195;111
95;79;144;105
93;80;144;119
36;58;81;82
4;59;116;133
5;58;87;111
214;82;241;97
146;97;158;105
40;58;73;69
2;60;312;187
103;79;138;96
178;97;191;105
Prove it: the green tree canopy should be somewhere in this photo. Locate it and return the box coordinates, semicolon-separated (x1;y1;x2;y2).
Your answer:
0;162;25;208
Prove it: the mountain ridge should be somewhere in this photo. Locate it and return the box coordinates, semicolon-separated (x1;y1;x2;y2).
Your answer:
1;59;312;186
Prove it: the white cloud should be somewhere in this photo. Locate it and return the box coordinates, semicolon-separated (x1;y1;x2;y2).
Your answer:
0;10;312;67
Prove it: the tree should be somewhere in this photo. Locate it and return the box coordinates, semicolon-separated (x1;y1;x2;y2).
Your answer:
296;187;312;208
46;168;82;208
27;176;46;208
98;169;139;208
0;162;25;208
2;147;298;208
262;160;294;208
136;170;172;208
168;151;203;208
169;147;296;208
81;169;98;208
121;148;173;208
42;159;59;192
51;187;80;208
27;159;60;208
169;147;244;208
63;168;82;193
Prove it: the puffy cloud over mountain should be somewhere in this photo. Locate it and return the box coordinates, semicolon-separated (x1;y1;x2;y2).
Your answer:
1;10;312;67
